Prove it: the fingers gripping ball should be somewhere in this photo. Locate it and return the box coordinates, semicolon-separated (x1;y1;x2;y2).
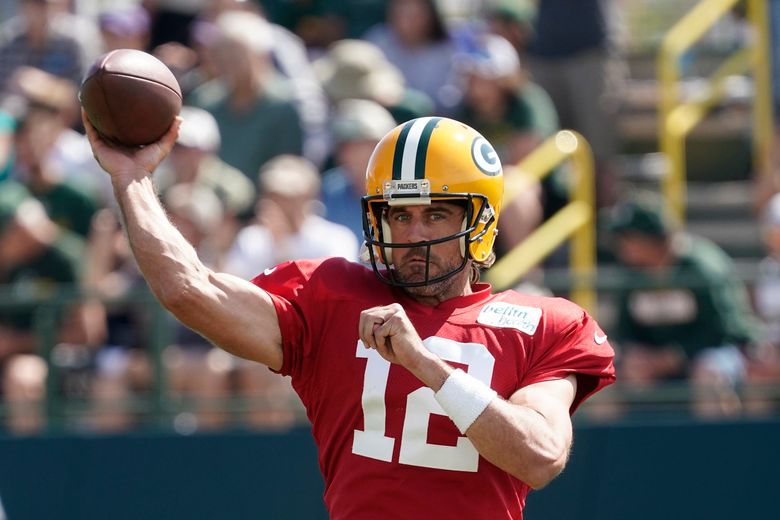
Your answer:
79;49;182;146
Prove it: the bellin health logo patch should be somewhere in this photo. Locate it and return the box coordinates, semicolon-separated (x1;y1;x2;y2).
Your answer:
477;303;542;335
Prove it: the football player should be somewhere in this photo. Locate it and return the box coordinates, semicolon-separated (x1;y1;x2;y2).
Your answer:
84;113;615;519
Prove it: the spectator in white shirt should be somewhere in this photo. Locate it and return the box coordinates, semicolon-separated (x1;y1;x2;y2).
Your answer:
221;154;358;280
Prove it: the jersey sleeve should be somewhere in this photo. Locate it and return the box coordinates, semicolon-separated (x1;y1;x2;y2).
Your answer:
250;259;323;382
520;298;616;413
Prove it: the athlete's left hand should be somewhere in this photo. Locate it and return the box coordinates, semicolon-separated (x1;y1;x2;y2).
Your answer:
359;304;432;369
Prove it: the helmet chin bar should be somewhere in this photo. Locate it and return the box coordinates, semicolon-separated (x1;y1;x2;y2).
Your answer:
361;193;492;288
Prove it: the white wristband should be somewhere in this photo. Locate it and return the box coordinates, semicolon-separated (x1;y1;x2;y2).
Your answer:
434;369;497;434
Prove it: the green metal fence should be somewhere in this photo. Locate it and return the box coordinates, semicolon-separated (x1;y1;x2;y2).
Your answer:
1;267;778;435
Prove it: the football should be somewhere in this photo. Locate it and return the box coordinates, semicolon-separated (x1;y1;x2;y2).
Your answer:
79;49;182;146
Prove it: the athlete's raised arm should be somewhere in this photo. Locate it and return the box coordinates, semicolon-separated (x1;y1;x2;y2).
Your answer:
83;111;283;370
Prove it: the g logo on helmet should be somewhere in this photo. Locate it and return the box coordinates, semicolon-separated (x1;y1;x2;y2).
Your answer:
471;137;501;176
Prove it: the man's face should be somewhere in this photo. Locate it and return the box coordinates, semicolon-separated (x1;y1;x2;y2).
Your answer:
213;39;256;88
14;111;60;175
465;73;504;111
21;0;51;38
257;191;314;237
337;139;378;188
385;202;468;296
615;233;668;269
170;144;206;180
389;0;435;45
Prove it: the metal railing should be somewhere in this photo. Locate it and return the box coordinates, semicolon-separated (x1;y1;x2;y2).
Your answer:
0;286;171;432
2;273;779;433
658;0;772;221
0;285;310;434
486;130;597;312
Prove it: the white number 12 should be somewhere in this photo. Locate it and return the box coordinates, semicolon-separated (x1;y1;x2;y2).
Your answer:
352;337;496;472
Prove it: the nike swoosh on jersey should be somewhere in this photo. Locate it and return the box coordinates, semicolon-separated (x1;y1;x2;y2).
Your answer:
594;331;608;345
263;267;277;276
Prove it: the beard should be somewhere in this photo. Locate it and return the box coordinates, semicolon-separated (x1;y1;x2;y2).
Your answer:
393;247;467;298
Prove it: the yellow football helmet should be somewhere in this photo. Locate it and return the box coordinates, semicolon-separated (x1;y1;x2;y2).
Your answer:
361;117;504;287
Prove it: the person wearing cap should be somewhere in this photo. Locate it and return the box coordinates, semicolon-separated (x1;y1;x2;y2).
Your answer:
608;193;758;417
313;39;434;124
0;180;105;433
320;99;397;246
455;33;557;166
155;105;255;221
157;105;254;266
453;32;561;254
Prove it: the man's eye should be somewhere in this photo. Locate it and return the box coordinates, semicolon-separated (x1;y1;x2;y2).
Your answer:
394;213;411;222
429;213;446;221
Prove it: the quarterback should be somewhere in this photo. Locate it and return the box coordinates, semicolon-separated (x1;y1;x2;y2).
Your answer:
85;113;615;519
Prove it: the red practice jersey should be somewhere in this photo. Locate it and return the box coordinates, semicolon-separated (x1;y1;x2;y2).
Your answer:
252;258;615;520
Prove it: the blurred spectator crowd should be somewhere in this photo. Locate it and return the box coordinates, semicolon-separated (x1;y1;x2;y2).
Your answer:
0;0;778;435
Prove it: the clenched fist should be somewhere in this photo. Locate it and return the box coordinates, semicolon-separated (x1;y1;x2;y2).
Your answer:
358;303;431;370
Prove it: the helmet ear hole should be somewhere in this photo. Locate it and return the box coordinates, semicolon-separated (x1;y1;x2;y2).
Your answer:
467;196;496;263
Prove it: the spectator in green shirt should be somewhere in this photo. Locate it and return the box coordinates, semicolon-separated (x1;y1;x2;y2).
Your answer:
0;180;105;433
188;11;304;187
13;106;98;238
608;194;758;417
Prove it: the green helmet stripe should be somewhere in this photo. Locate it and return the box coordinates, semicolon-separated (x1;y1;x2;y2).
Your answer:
414;117;441;180
392;120;415;180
